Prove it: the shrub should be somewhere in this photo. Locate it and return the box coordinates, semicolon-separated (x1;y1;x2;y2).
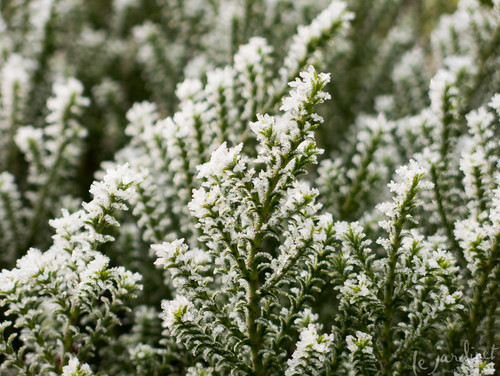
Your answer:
0;0;499;375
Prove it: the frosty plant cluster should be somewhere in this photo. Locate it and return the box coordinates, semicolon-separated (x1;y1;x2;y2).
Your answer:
0;0;500;375
154;66;334;375
0;164;142;374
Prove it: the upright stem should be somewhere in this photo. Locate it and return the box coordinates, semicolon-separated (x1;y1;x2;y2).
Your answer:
429;164;464;264
26;95;77;249
466;235;499;349
381;177;419;374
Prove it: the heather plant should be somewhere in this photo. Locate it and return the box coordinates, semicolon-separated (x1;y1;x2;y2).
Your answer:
0;164;143;374
154;65;334;375
0;0;499;375
0;0;351;263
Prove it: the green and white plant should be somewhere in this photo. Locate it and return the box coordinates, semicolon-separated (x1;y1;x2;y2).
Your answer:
0;0;499;375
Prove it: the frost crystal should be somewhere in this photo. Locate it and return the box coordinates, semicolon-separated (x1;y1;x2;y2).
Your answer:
62;357;94;376
339;273;374;304
282;1;354;79
46;77;90;125
161;295;194;329
488;93;500;115
346;331;374;355
196;142;244;179
280;66;331;116
285;324;334;376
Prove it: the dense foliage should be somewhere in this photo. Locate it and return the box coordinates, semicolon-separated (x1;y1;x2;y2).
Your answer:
0;0;499;375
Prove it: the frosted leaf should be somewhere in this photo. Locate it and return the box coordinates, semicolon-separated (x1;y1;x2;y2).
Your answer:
454;354;495;376
153;239;188;269
250;113;275;138
205;67;234;95
76;253;110;295
280;66;331;116
14;248;46;280
176;78;203;101
87;163;140;207
0;247;71;293
281;181;319;217
297;324;332;354
161;295;194;329
294;308;320;329
196;142;243;179
387;160;433;197
49;209;84;239
454;218;487;274
125;101;159;138
466;106;497;150
466;107;495;139
339;273;375;304
188;187;214;219
0;269;16;293
346;331;374;355
252;176;269;204
186;363;214;376
234;37;273;73
459;149;491;207
49;164;141;251
488;93;500;115
46;77;90;125
430;285;463;312
285;324;334;376
376;160;433;231
429;69;458;115
282;1;354;77
0;54;32;112
15;126;44;156
61;357;94;376
317;213;334;229
334;221;364;241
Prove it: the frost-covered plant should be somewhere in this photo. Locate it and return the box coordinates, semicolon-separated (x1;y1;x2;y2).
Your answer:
0;164;142;374
323;161;465;374
0;76;89;265
0;0;344;262
111;1;354;247
454;354;496;376
0;0;499;375
154;66;335;375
